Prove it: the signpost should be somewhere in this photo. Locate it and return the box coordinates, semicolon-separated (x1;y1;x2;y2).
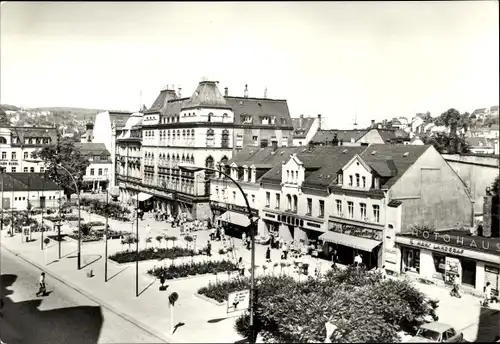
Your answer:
227;289;250;314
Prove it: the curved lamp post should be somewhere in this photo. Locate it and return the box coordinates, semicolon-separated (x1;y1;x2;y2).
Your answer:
25;159;82;270
178;163;258;343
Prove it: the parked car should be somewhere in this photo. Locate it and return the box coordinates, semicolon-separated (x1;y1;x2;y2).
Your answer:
407;322;463;343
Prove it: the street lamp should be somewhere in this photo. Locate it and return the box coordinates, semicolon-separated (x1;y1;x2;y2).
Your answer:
178;163;258;343
1;167;4;236
25;159;82;270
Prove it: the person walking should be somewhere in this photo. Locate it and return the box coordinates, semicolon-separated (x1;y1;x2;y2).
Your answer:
283;241;289;260
483;282;492;306
241;232;247;247
452;274;462;298
354;253;362;267
331;250;338;269
265;246;271;263
36;272;46;297
206;240;212;257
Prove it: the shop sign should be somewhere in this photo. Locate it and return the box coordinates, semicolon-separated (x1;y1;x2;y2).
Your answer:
264;213;276;219
307;222;321;229
0;161;18;166
330;222;381;240
411;228;500;253
409;239;465;255
384;248;397;264
485;266;500;274
227;289;249;314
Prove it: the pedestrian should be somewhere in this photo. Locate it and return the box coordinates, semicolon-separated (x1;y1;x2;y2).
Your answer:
210;227;216;241
331;250;337;269
452;274;462;298
354;253;362;267
36;272;46;297
483;282;492;305
238;257;245;276
246;236;251;250
283;242;289;260
265;246;271;263
206;240;212;257
241;232;247;247
377;265;387;280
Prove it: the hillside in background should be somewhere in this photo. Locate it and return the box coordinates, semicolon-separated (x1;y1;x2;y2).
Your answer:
30;107;104;121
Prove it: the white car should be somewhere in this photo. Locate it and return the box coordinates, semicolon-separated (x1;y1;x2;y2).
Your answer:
407;322;464;343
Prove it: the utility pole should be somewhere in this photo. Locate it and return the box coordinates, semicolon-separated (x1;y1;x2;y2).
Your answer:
136;192;139;297
104;184;109;282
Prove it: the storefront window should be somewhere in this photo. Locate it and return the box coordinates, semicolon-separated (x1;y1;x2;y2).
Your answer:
433;254;446;276
403;248;420;273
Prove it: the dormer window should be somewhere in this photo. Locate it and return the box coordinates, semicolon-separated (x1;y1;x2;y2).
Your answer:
251;167;256;183
286;170;290;183
373;177;380;189
349;175;353;186
355;173;360;187
243;167;249;182
362;176;366;188
242;115;253;124
232;167;238;180
337;173;343;185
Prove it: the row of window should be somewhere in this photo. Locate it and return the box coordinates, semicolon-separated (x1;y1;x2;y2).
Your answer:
13;195;57;201
335;200;380;222
7;166;44;173
214;187;257;205
0;152;35;160
10;137;52;145
89;168;108;176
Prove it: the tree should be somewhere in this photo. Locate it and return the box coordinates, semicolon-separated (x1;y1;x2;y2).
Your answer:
421;132;469;154
0;109;10;126
416;111;433;124
492;175;499;195
32;133;90;199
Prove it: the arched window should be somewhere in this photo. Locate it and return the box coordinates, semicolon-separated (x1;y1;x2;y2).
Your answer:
205;156;214;169
166;153;170;161
293;195;298;212
222;113;228;122
167;130;171;138
191;154;195;164
176;154;180;162
182;129;186;138
286;194;292;211
186;130;190;138
181;154;185;163
177;130;180;138
191;129;195;137
206;129;215;147
221;155;229;165
221;129;230;148
208;112;213;122
0;137;7;144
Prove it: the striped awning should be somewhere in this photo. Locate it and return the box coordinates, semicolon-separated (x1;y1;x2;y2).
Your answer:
319;231;381;252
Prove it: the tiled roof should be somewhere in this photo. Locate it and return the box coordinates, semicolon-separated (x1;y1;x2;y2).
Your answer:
74;143;110;155
225;97;292;126
291;117;315;138
4;173;62;192
11;126;58;142
359;144;430;189
471;108;487;115
490;105;499;111
376;129;410;142
260;146;366;188
182;81;232;110
310;129;368;144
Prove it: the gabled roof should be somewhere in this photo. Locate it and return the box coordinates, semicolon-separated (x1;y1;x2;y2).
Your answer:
359;144;430;189
5;173;62;192
376;129;410;142
108;111;133;129
291;116;316;138
471;108;487;116
74;142;110;155
10;126;58;142
310;129;368;144
182;81;232;110
261;146;366;188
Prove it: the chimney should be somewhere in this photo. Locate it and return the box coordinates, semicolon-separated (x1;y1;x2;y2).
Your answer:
317;114;322;130
244;84;249;98
85;122;94;142
224;87;228;97
371;119;375;127
271;140;278;152
264;87;268;99
299;114;304;128
178;88;182;98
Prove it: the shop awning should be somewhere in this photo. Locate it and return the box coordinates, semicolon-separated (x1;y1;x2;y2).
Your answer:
319;231;381;252
137;192;153;202
218;211;253;228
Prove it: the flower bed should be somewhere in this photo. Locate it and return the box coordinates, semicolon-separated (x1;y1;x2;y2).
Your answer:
109;247;199;264
68;233;102;242
148;260;238;280
44;216;62;222
47;234;68;241
87;221;105;227
197;267;439;343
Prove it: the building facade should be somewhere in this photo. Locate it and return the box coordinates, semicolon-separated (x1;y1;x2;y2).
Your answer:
1;173;63;211
119;81;294;220
291;114;322;146
73;143;112;192
0;126;58;173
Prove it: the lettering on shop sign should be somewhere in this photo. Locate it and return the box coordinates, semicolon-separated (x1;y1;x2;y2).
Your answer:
265;213;276;219
485;266;500;274
411;229;500;253
307;222;321;229
0;161;19;166
331;223;381;240
409;239;465;255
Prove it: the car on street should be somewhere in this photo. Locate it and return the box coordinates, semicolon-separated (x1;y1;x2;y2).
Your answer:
407;322;464;342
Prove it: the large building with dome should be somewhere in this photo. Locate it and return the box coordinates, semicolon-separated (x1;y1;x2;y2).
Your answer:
115;79;294;220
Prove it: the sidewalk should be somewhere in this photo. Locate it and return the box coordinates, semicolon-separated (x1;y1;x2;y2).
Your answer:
3;210;497;343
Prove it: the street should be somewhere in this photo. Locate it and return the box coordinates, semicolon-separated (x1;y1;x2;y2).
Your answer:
0;249;164;344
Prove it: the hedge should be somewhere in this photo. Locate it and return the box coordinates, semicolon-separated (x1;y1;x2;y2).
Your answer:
109;247;199;264
148;260;238;280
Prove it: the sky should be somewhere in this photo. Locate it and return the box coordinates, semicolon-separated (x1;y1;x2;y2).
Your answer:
1;1;498;129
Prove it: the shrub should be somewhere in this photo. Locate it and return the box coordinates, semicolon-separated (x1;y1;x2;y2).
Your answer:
215;268;439;343
148;260;238;280
109;246;199;264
